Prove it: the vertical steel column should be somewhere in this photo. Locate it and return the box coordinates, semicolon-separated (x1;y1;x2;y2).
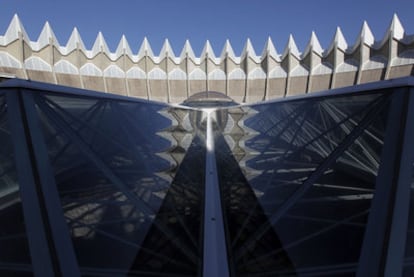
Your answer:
203;109;230;277
357;89;411;276
6;90;54;277
20;91;81;277
384;87;414;276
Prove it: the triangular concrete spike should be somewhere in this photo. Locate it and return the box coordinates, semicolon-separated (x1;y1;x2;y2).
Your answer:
310;31;323;54
92;32;110;55
389;13;405;40
160;38;176;58
66;27;86;52
303;31;324;56
4;14;30;43
115;35;133;57
334;27;348;51
220;39;236;59
37;21;60;48
179;39;196;60
283;34;300;58
137;37;154;58
242;38;257;57
201;40;216;59
261;36;279;59
360;21;375;46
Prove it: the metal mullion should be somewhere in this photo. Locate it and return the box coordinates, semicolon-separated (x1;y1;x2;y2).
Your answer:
20;90;81;277
9;91;68;276
384;88;414;276
203;109;230;277
356;89;410;276
6;90;55;277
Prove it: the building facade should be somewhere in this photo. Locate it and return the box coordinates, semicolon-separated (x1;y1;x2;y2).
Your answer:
0;15;414;103
0;77;413;276
0;15;413;277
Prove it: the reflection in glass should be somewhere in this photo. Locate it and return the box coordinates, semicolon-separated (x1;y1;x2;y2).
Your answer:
33;94;204;276
403;164;414;276
1;80;412;276
218;93;390;276
0;93;33;275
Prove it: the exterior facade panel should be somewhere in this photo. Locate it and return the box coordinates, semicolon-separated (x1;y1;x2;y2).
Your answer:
0;78;413;276
1;15;414;104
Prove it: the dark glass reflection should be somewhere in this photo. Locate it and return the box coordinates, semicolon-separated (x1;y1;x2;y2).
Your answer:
215;132;295;276
0;93;33;275
33;94;204;276
129;134;206;276
218;92;390;276
1;80;412;276
403;163;414;276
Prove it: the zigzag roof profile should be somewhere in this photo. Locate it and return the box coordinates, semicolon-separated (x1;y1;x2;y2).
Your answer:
0;14;413;103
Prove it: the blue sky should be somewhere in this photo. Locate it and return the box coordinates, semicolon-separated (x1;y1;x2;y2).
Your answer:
0;0;412;56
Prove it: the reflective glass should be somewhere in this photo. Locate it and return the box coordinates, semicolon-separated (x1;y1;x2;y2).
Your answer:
403;163;414;276
218;92;390;276
1;80;412;276
33;93;204;276
0;93;33;275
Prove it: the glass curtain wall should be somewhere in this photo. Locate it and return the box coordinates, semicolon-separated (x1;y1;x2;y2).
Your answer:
0;79;413;276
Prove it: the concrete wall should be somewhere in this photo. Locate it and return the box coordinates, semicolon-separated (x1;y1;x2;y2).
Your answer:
1;15;414;104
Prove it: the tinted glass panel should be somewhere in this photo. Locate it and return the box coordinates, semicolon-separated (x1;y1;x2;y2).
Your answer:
219;92;390;276
1;81;411;276
403;163;414;276
0;93;33;275
33;93;204;276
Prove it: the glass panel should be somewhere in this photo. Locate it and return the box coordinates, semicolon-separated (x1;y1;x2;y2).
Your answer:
219;92;390;276
34;93;204;276
0;93;33;275
241;94;384;214
0;270;33;277
403;163;414;276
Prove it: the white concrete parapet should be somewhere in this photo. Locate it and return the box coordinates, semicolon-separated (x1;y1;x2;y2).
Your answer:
0;14;413;103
